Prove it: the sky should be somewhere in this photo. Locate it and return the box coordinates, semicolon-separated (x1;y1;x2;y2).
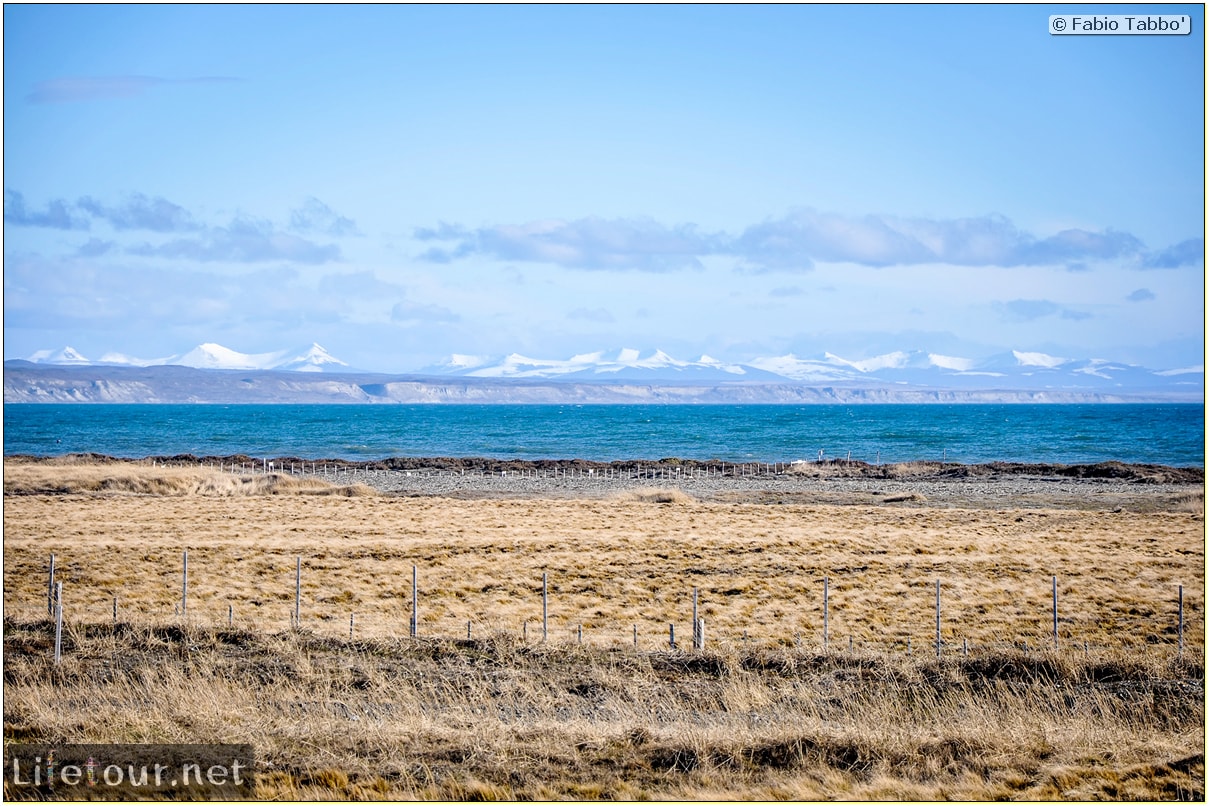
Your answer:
3;3;1205;373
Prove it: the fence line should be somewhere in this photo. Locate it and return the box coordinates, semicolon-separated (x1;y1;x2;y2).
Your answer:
27;553;1200;664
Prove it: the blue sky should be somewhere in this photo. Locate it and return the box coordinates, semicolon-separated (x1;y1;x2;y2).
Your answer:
4;3;1204;372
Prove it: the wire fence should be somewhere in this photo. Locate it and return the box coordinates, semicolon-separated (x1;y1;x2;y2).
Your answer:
24;552;1201;666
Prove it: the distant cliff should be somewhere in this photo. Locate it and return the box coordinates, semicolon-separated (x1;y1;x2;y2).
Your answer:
5;362;1199;404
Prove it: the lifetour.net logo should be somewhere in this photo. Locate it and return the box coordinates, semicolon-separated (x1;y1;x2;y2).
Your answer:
4;744;254;799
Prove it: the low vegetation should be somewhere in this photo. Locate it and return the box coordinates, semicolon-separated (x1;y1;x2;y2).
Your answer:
3;461;375;498
4;618;1203;800
616;486;697;504
4;458;1203;799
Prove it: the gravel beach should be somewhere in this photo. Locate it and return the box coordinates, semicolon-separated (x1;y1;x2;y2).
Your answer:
291;460;1202;511
12;453;1202;511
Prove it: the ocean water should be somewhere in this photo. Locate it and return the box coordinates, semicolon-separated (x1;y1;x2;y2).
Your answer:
3;403;1203;466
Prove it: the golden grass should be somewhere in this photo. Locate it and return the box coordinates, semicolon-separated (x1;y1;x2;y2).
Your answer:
5;485;1201;648
1173;490;1206;513
615;486;697;504
4;459;1204;800
3;620;1202;800
3;461;376;498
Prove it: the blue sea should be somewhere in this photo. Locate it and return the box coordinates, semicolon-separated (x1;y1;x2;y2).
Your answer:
3;403;1204;466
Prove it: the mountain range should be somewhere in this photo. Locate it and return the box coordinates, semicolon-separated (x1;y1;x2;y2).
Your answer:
429;346;1204;391
427;348;787;382
7;343;1202;403
26;342;350;373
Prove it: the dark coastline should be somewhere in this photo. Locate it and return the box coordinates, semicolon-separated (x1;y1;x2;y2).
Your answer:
6;452;1204;485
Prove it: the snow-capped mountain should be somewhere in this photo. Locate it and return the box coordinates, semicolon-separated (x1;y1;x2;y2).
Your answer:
426;347;786;382
26;346;92;365
25;343;349;373
268;343;349;373
752;348;1202;391
429;347;1202;392
751;349;991;382
16;342;1201;393
173;343;288;370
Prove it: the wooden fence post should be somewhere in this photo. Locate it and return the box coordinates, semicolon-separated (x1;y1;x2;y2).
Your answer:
53;581;63;665
410;565;418;638
1178;585;1184;659
1052;576;1058;651
294;556;301;629
935;579;941;658
182;550;188;620
692;587;699;650
47;553;56;617
823;576;830;651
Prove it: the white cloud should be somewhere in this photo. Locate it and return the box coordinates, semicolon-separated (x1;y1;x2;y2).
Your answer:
993;299;1091;322
416;216;720;271
416;208;1191;273
127;216;341;264
738;210;1151;271
736;210;933;270
290;197;359;237
6;191;344;263
1141;238;1204;269
390;299;460;326
4;189;88;230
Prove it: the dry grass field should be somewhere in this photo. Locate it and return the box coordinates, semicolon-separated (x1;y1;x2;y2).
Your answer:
3;459;1204;800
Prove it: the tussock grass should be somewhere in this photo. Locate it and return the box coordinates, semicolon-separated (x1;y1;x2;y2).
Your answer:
3;618;1203;800
616;486;696;504
3;461;376;498
1172;491;1205;514
882;492;927;503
